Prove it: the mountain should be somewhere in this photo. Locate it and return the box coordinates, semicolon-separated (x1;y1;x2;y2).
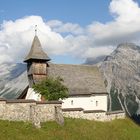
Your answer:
100;43;140;117
0;63;28;99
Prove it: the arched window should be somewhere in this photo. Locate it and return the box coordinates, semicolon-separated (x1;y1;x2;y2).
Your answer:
96;101;98;106
71;100;73;105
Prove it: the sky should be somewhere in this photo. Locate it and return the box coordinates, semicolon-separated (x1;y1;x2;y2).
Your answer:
0;0;140;64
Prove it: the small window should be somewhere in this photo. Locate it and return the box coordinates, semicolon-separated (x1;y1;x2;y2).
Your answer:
96;101;98;106
71;100;73;105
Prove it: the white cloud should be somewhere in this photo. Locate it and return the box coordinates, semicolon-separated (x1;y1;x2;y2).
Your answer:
0;0;140;64
46;20;63;28
83;46;114;59
47;20;84;35
0;16;70;64
87;0;140;46
110;0;140;22
0;16;92;64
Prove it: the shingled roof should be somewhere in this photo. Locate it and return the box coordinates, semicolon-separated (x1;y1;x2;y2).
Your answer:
0;63;107;99
48;63;107;96
24;35;50;62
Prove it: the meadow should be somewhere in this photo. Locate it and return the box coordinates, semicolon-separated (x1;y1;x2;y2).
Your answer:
0;118;140;140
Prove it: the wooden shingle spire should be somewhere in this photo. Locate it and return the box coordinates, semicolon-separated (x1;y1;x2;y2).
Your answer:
24;26;50;62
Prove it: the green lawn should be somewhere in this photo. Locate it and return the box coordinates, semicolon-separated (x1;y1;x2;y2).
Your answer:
0;118;140;140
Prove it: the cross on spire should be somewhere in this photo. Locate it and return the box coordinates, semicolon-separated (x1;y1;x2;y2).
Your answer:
35;25;37;36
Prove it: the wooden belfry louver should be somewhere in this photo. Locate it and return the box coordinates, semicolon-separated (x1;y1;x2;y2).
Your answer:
24;27;50;87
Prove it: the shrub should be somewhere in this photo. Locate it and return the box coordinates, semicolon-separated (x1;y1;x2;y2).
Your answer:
33;76;68;101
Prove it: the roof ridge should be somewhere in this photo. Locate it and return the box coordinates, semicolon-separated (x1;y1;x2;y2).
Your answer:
49;63;98;67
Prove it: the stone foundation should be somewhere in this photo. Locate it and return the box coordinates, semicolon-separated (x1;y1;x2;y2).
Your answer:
62;108;125;121
0;99;63;128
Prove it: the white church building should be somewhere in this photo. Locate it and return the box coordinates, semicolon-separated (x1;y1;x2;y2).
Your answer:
23;34;108;112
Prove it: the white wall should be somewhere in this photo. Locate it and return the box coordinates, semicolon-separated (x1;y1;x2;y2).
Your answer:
26;88;41;101
62;94;108;111
25;89;108;111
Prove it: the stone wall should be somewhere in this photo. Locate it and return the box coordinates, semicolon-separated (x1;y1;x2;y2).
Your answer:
0;98;125;128
62;108;125;121
0;99;63;128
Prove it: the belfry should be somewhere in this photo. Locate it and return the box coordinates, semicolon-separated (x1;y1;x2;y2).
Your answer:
24;27;50;87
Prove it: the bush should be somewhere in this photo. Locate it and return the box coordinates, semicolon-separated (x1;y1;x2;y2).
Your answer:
33;76;68;101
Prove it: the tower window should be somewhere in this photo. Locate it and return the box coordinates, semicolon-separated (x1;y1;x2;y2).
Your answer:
96;101;98;106
71;100;73;105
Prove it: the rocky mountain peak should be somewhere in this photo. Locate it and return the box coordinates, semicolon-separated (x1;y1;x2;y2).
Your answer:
100;43;140;116
104;43;140;62
117;43;138;50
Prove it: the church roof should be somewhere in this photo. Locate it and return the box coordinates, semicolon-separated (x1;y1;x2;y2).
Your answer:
0;63;107;99
24;35;50;62
48;63;107;95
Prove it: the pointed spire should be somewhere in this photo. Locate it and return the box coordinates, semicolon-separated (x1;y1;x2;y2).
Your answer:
24;34;50;62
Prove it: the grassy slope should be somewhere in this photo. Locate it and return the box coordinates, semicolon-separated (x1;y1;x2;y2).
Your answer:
0;118;140;140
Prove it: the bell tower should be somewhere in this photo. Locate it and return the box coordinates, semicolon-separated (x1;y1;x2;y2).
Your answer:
24;27;50;87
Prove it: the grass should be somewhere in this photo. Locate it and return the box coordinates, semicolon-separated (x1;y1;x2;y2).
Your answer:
0;118;140;140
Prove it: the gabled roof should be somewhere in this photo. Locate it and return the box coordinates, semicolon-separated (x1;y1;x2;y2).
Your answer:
24;35;50;62
48;63;107;96
0;63;107;99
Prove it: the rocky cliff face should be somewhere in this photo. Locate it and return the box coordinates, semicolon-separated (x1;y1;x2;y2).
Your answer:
100;43;140;116
0;63;28;99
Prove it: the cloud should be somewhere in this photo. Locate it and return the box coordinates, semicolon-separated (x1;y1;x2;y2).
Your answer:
87;0;140;46
46;20;63;28
0;16;69;64
46;20;84;35
0;0;140;64
110;0;140;22
83;46;114;59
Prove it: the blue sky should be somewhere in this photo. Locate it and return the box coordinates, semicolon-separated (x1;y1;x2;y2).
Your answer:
0;0;111;25
0;0;140;64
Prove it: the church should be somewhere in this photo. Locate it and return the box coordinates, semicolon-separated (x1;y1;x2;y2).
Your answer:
21;34;108;112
